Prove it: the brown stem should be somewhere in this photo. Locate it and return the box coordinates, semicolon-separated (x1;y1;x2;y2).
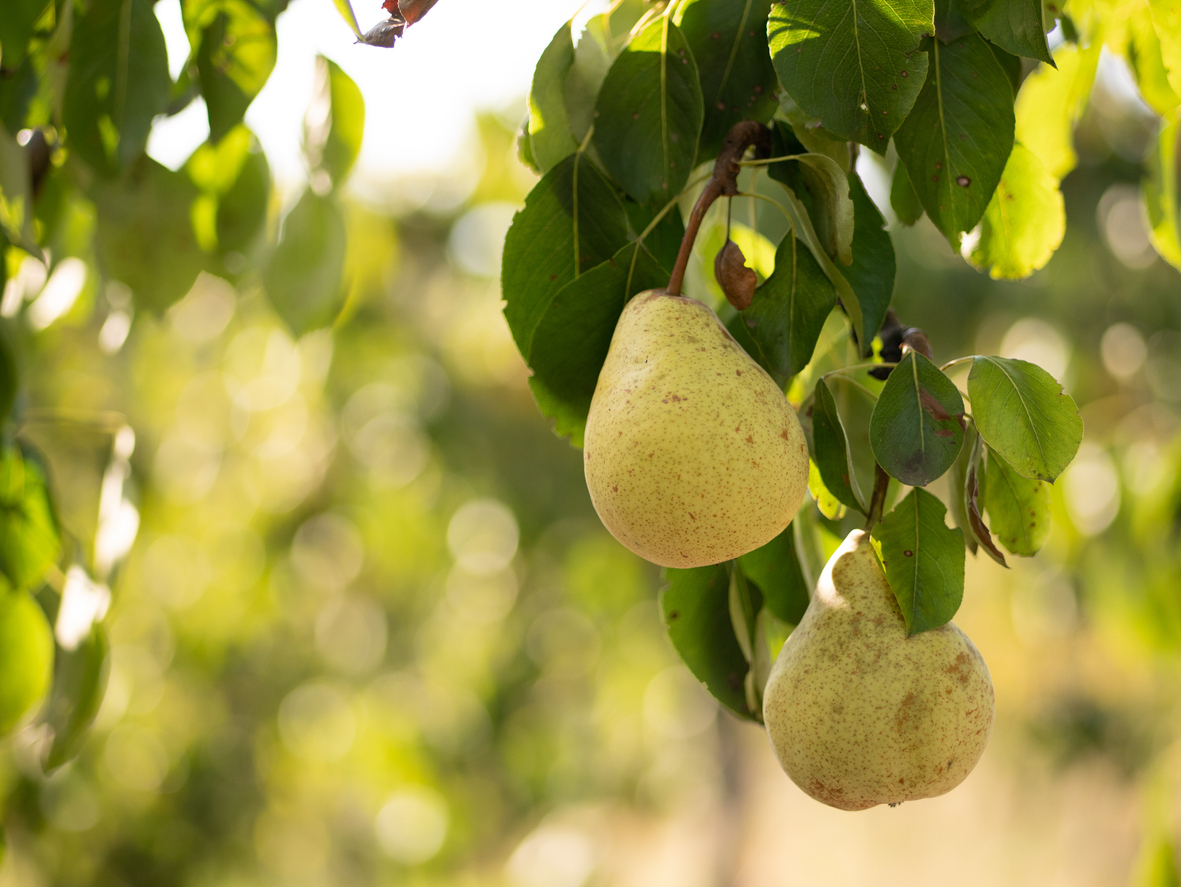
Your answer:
666;121;771;297
864;463;891;531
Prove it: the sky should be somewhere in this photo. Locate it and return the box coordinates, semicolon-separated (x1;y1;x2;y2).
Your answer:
150;0;603;192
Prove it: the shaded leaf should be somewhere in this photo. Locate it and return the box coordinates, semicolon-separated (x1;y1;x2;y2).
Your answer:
0;0;49;66
971;142;1065;279
1014;44;1099;179
842;172;895;347
767;0;933;151
811;377;865;512
738;524;811;625
983;445;1051;556
183;0;278;142
871;486;966;635
894;34;1016;249
967;355;1083;482
42;626;110;773
527;241;669;446
62;0;171;177
501;154;629;355
263;190;347;335
93;158;207;313
660;564;755;720
528;23;579;173
305;56;365;188
0;123;38;255
890;159;924;226
739;232;836;384
593;18;703;205
677;0;779;159
870;350;965;485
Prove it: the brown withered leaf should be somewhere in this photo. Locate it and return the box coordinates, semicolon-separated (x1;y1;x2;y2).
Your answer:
965;436;1007;567
715;239;756;310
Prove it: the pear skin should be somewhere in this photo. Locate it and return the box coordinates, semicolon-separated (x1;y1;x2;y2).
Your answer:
583;291;808;568
763;529;995;811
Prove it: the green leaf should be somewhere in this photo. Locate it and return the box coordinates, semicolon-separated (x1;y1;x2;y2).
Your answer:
870;351;965;486
527;241;669;446
738;524;810;625
957;0;1053;63
330;0;363;38
660;564;755;720
894;34;1016;249
183;0;277;143
624;197;686;273
1127;5;1180;117
593;18;703;205
263;190;347;335
186;125;271;256
990;42;1024;96
871;486;966;635
773;100;853;171
41;626;110;773
0;0;48;69
890;159;924;226
0;445;60;591
0;122;38;255
62;0;171;177
93;158;207;313
501;154;629;356
517;114;540;173
811;377;866;512
0;325;15;426
528;23;579;173
767;0;933;152
1143;116;1181;271
770;180;866;347
983;445;1051;556
967;355;1082;482
808;458;848;520
796;154;855;265
970;142;1065;279
677;0;779;159
1014;44;1099;180
1150;0;1181;97
842;172;895;347
305;56;365;188
737;232;836;384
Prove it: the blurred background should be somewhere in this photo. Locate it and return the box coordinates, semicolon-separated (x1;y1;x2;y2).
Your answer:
2;0;1181;884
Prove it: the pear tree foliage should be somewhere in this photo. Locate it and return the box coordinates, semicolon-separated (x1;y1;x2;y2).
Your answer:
500;0;1177;722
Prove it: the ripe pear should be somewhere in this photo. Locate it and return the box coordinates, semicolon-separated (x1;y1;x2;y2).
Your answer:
583;290;808;568
763;529;994;811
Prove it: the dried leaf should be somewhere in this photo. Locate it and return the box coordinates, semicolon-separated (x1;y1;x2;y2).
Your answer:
715;239;757;310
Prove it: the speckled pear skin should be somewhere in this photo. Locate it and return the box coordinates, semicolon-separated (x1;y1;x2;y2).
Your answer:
763;529;994;811
583;290;809;568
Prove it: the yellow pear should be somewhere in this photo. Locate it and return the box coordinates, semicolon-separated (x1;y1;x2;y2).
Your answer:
583;290;808;568
0;591;54;737
763;529;994;811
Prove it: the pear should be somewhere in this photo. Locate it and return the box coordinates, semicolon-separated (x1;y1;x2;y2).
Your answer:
763;529;994;811
583;290;808;568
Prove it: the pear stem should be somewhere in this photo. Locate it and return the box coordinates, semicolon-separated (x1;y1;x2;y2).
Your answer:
865;463;891;531
666;121;771;297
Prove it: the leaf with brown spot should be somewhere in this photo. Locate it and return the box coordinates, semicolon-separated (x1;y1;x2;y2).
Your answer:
965;429;1007;566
